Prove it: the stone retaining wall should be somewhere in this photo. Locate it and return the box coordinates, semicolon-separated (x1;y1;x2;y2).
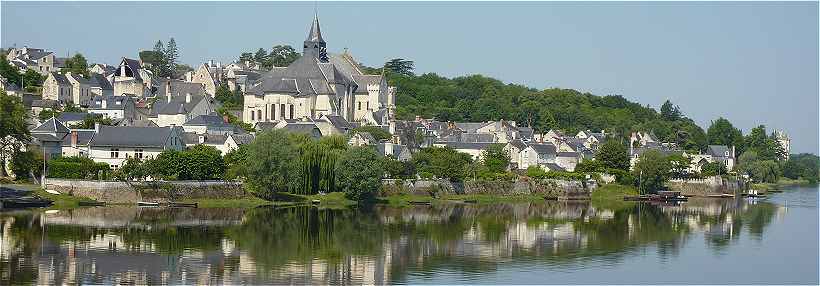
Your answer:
45;179;246;203
381;178;596;198
666;176;744;196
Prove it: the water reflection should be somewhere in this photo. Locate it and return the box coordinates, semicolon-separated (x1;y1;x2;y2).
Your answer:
0;191;802;285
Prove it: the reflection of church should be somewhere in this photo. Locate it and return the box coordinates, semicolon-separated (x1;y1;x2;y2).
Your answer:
243;15;395;126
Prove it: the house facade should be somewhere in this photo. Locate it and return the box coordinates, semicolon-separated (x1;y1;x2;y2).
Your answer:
87;126;184;169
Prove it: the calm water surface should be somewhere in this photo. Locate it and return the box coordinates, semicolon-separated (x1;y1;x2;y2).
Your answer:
1;187;817;285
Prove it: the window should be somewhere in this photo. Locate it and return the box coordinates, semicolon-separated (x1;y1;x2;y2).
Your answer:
135;149;144;159
250;110;255;120
358;102;362;110
110;148;119;158
289;105;294;119
280;104;285;120
257;109;262;120
366;102;370;110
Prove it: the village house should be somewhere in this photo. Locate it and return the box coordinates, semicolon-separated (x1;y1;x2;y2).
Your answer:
314;113;352;136
348;132;377;147
56;112;91;126
87;95;136;120
61;128;96;157
273;120;323;139
89;63;117;76
64;72;92;106
87;125;184;169
149;80;214;127
30;99;60;117
180;132;253;155
88;73;114;97
182;114;236;135
29;117;70;160
225;69;261;92
186;60;222;96
111;57;153;98
5;47;66;74
377;142;412;162
41;72;72;104
243;15;395;127
518;143;560;171
503;139;528;169
433;142;494;161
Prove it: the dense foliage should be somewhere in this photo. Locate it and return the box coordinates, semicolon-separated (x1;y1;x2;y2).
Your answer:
351;126;392;141
0;91;30;177
411;146;473;181
47;156;110;180
116;145;225;181
335;146;385;202
214;83;243;109
239;45;299;70
244;130;302;198
781;153;820;183
595;140;630;171
62;53;89;78
633;150;672;193
10;148;42;181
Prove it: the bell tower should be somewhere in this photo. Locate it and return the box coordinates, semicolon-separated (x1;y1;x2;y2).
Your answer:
303;14;328;62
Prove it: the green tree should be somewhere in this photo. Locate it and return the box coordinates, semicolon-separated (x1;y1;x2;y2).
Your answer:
62;53;89;78
0;57;22;87
707;117;745;154
10;148;42;181
781;153;819;183
660;100;681;121
165;38;179;76
701;161;727;177
382;156;414;179
481;144;510;173
254;48;269;68
633;149;671;194
269;45;299;67
22;69;44;88
115;157;147;181
239;52;254;63
224;145;249;180
744;125;785;161
736;150;781;183
574;159;606;173
335;146;385;202
245;129;302;198
412;146;473;181
352;126;391;141
667;153;692;178
0;91;30;177
182;145;225;180
595;139;630;171
384;58;414;76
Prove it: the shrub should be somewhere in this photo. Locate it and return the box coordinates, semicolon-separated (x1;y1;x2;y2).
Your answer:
11;149;43;181
335;146;385;202
47;156;109;179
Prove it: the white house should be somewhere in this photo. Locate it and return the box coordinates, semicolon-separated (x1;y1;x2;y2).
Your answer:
519;143;558;171
87;126;184;169
87;95;136;120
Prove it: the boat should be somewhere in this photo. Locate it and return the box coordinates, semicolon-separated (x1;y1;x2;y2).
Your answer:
463;199;478;203
706;193;735;198
650;191;688;202
137;201;160;207
169;202;198;208
78;201;106;207
44;189;61;195
0;197;54;209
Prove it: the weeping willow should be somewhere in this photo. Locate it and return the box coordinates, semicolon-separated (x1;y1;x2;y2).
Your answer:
296;135;348;195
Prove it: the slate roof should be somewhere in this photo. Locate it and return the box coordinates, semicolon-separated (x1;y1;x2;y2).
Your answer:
184;114;231;128
121;58;142;80
543;163;565;172
152;94;209;116
87;95;132;110
529;143;557;154
31;133;63;142
355;132;377;143
518;127;534;139
89;73;113;90
31;117;70;134
89;126;174;148
321;114;351;130
281;122;322;136
229;134;255;145
57;112;91;123
181;132;228;145
117;119;158;128
508;139;527;150
31;99;60;108
61;129;96;146
707;145;731;158
50;72;70;85
439;141;494;150
556;152;579;158
155;80;207;98
254;121;278;131
26;50;52;60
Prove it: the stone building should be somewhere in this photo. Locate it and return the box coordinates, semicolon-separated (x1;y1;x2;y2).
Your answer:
111;57;152;98
242;15;395;127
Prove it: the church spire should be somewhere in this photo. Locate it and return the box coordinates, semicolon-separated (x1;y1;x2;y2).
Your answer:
303;13;328;62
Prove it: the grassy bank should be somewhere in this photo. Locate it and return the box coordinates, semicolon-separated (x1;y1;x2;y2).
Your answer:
751;178;816;191
591;184;638;210
32;188;101;209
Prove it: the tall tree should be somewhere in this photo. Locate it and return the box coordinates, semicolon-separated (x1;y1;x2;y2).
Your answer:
239;52;254;63
0;57;22;87
62;53;89;78
0;91;31;177
254;48;268;66
384;58;415;76
269;45;299;67
633;149;672;194
595;139;630;171
335;146;385;202
164;38;179;76
481;144;511;173
707;117;744;153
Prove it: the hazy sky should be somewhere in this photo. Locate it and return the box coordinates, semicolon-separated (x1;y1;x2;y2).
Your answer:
2;2;817;153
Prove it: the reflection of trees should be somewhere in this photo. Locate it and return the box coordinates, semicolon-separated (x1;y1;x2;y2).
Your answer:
0;196;785;285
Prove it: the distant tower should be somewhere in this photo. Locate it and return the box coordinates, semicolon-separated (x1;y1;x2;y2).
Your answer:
775;130;790;159
303;14;328;62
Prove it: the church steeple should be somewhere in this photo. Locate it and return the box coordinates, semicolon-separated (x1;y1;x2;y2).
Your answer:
303;14;328;62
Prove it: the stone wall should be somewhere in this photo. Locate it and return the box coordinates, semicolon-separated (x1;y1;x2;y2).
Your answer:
381;178;595;198
45;179;246;203
666;176;744;196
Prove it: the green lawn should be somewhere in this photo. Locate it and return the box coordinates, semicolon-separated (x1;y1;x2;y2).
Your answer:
591;184;638;210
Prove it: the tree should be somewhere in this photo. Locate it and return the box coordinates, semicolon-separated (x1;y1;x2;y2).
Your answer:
352;126;391;141
384;58;414;76
574;159;605;173
667;153;692;178
244;129;302;198
224;145;249;180
69;114;113;129
701;161;727;177
595;139;630;171
62;53;89;78
736;150;781;183
782;153;820;183
335;146;385;202
633;149;671;194
412;146;473;181
707;117;744;154
115;157;147;181
254;48;269;67
165;38;179;76
382;156;414;179
10;148;42;181
481;144;510;173
0;91;30;177
0;57;22;87
239;52;254;63
269;45;299;67
660;100;681;121
744;125;785;161
22;69;44;88
146;40;170;77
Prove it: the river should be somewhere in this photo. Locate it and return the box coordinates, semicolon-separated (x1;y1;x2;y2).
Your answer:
1;186;817;285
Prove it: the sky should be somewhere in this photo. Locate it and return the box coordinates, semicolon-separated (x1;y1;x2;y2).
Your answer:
2;1;817;153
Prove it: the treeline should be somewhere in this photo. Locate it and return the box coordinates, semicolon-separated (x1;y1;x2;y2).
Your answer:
238;45;300;70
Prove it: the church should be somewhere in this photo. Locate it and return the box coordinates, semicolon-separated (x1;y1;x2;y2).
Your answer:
242;15;396;128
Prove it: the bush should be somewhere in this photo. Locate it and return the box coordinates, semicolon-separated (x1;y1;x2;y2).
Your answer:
526;166;586;180
412;146;473;181
335;147;385;202
575;159;605;173
352;126;392;141
47;156;109;179
607;168;635;186
11;149;43;181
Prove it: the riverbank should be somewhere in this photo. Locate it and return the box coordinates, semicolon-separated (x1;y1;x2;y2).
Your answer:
752;178;816;191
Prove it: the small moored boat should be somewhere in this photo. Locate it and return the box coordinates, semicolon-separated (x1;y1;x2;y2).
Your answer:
169;202;198;208
137;201;160;207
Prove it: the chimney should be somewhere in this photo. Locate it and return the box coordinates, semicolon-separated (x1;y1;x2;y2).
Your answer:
94;122;100;133
70;131;78;148
185;93;192;103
